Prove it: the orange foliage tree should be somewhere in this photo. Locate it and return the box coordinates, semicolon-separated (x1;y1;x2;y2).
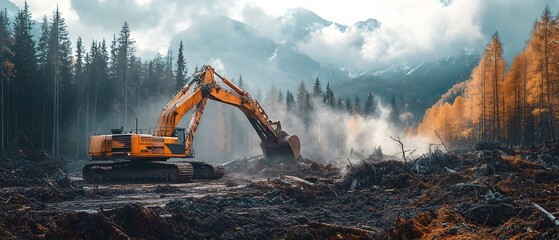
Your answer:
417;5;559;145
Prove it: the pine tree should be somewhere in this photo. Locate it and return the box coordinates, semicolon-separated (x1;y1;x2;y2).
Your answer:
12;1;37;145
0;8;11;152
353;95;361;115
175;40;187;90
312;77;323;98
74;37;85;158
117;21;135;130
363;91;376;116
238;74;244;88
277;90;284;104
36;14;49;149
37;15;49;71
47;7;73;156
286;90;295;111
345;97;352;114
323;82;335;108
297;81;308;119
336;97;342;110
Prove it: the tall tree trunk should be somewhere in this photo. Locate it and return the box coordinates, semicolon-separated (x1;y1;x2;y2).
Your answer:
482;64;486;141
539;71;545;143
544;21;555;142
76;74;80;160
494;54;500;141
1;65;3;152
521;57;527;145
40;68;46;150
93;76;98;133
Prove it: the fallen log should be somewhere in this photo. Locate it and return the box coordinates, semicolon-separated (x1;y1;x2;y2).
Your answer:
307;221;374;236
282;175;315;187
532;202;559;228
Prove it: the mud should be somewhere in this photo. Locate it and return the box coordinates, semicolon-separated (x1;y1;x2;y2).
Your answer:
1;144;559;239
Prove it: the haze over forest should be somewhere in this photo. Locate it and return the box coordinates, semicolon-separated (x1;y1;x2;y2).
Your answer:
1;0;558;161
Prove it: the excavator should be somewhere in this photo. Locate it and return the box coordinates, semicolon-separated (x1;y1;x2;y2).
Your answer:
83;65;301;183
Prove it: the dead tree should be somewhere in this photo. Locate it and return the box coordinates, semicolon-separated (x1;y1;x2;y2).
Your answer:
390;136;406;163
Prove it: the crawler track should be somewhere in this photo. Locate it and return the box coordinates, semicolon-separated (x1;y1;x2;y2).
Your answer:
82;161;225;184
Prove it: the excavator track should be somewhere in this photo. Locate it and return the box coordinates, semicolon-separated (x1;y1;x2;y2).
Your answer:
82;161;225;183
82;161;194;183
189;162;225;180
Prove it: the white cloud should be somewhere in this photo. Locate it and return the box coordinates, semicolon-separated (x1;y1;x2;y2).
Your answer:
10;0;559;68
297;0;484;69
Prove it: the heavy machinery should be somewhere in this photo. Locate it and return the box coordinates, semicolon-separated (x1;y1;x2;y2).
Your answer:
83;65;301;183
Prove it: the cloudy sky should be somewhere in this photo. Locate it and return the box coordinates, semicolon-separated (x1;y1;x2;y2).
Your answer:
11;0;559;69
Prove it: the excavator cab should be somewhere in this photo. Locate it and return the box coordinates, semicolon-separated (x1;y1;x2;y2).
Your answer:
173;128;186;144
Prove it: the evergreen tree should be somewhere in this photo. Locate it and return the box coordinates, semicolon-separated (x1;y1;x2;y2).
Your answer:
0;8;11;152
354;95;361;114
363;91;376;116
37;15;49;73
336;97;342;110
175;40;187;90
109;34;118;82
345;97;352;114
312;77;323;98
86;40;110;134
277;90;284;104
305;92;313;112
286;90;295;111
47;6;73;156
238;74;243;88
12;1;37;144
117;21;135;129
297;81;308;119
36;14;49;150
74;37;85;158
323;82;335;108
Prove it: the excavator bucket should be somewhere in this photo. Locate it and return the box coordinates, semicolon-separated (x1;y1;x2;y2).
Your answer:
261;134;301;163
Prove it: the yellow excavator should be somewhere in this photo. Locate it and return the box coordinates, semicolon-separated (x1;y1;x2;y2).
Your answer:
83;65;301;183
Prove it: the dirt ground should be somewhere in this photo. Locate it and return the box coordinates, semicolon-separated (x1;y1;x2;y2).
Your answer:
1;143;559;239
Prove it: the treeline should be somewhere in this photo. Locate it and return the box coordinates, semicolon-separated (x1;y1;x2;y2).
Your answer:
0;3;187;158
262;77;401;124
418;5;559;145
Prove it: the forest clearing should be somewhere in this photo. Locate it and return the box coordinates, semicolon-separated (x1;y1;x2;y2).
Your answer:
2;1;559;239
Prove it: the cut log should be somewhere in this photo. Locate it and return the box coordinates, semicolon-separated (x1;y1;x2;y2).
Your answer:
307;221;374;236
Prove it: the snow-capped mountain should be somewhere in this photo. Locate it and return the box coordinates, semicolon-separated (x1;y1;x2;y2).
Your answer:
170;15;351;90
170;7;480;119
278;7;347;42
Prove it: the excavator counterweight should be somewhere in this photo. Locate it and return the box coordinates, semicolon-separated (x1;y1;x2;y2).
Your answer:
84;65;301;183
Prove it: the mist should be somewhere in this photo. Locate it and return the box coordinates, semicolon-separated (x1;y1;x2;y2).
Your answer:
151;83;432;164
270;97;431;163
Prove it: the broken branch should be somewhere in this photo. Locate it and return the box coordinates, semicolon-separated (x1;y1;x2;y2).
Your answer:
390;136;406;163
532;202;559;228
347;158;354;169
434;130;449;152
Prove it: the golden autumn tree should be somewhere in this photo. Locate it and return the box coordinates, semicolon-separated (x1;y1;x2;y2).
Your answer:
417;6;559;146
523;5;559;142
417;34;504;144
483;32;506;141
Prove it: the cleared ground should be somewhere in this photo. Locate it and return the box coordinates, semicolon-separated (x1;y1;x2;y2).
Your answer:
1;144;559;239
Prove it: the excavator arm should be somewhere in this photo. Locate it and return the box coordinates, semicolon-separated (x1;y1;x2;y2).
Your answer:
154;65;301;161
